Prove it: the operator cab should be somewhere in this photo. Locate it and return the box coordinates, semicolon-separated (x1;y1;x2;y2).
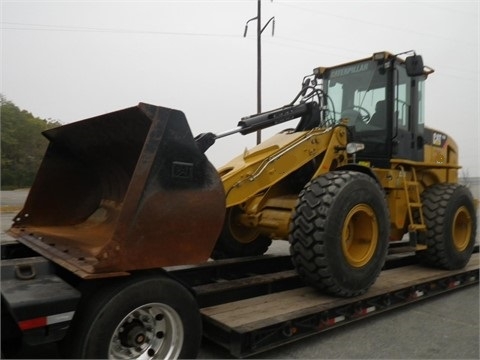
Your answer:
316;51;434;168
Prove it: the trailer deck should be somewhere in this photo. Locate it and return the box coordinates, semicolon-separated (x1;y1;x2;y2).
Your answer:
170;250;479;358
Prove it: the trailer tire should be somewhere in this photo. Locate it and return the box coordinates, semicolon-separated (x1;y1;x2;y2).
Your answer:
212;206;271;259
64;275;201;359
289;171;389;297
417;183;476;269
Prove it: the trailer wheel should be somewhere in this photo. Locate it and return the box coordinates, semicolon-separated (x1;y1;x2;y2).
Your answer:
417;183;476;269
64;275;201;359
212;206;271;259
289;171;389;297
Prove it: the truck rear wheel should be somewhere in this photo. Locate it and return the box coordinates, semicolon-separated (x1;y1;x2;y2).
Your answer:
417;183;476;269
64;275;201;359
289;171;389;297
212;206;271;259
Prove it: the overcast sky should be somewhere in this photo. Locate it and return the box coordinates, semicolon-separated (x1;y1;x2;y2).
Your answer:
1;0;479;176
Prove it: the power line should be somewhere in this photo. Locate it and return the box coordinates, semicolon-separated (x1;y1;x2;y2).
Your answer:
274;35;365;56
1;21;241;38
276;3;477;47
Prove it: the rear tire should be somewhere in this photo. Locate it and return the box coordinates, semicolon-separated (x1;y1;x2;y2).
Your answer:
64;275;201;359
212;206;271;259
417;183;476;269
289;171;389;297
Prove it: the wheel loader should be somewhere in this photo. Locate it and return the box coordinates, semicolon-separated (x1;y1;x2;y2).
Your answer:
206;51;477;297
3;51;477;358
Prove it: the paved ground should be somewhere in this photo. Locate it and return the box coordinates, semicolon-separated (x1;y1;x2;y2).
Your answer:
1;189;479;359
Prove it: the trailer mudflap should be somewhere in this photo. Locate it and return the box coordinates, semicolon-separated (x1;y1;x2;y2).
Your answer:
1;256;81;345
7;104;226;278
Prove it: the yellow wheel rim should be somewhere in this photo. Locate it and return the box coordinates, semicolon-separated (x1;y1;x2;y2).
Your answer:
452;206;472;252
342;204;378;268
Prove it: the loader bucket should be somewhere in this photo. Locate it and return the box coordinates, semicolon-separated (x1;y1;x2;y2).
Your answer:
8;103;226;278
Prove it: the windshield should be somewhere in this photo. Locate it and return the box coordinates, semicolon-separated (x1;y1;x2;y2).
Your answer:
324;60;387;130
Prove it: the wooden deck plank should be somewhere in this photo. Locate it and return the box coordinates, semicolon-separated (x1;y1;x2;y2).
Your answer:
201;253;479;331
193;270;297;295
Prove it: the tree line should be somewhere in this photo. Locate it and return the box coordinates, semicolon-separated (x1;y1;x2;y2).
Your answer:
1;95;61;189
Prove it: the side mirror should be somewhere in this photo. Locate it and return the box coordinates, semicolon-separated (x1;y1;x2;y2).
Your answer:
405;54;425;77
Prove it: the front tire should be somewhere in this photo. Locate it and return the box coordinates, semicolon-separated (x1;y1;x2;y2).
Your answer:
65;275;201;359
417;183;476;269
289;171;389;297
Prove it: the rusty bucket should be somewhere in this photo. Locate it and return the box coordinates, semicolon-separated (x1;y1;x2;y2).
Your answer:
8;103;225;278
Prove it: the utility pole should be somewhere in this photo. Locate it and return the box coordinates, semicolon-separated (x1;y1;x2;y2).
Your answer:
244;0;275;144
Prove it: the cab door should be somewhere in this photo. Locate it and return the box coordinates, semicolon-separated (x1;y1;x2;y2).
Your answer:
392;64;425;162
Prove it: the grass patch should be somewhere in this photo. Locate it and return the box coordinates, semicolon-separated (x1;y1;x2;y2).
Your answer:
0;205;22;213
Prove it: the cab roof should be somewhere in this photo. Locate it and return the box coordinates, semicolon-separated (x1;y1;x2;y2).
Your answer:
313;51;434;78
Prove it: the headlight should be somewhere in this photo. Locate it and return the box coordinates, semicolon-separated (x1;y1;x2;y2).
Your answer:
346;142;365;154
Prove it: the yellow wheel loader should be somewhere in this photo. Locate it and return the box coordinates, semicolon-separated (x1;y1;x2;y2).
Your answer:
3;50;476;359
202;51;477;297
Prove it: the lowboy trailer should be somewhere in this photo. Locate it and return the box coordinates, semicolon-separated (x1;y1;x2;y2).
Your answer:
2;242;478;358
